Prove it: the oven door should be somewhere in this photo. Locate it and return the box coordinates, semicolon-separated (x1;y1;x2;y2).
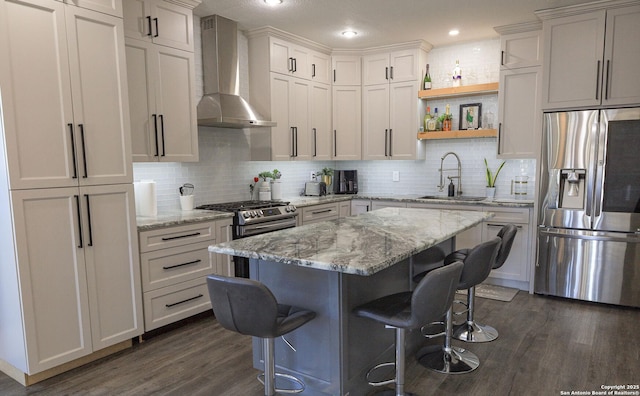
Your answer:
233;216;298;278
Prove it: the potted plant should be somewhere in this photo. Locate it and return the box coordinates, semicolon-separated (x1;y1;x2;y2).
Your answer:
484;158;505;199
439;113;453;131
270;169;282;200
319;167;333;190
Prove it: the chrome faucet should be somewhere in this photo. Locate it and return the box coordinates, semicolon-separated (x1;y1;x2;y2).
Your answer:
438;151;463;195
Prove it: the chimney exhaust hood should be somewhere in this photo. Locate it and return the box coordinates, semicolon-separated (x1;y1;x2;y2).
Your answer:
197;15;275;128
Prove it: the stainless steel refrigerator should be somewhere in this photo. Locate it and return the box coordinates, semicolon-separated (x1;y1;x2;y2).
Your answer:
536;108;640;308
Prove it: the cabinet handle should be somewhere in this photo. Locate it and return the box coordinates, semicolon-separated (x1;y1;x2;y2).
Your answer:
290;127;295;157
311;209;333;215
334;130;337;157
153;18;159;38
595;60;601;100
385;66;389;80
161;232;201;241
75;195;84;248
165;294;204;308
152;114;159;157
384;129;388;156
390;66;394;80
163;259;202;270
159;114;165;157
312;63;316;77
68;123;78;179
313;128;317;157
294;127;298;157
85;194;93;247
333;69;336;82
605;60;610;100
146;16;152;37
288;57;294;72
78;124;88;178
486;223;523;229
498;122;502;153
293;58;297;72
500;50;505;66
389;128;393;157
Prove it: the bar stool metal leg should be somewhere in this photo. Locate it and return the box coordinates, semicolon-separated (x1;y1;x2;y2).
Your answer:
416;307;479;374
364;326;415;396
257;337;305;395
453;286;499;343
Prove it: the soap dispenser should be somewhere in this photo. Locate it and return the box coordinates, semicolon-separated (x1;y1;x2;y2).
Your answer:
448;179;455;197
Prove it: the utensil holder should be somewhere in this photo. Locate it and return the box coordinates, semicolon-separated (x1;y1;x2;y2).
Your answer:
180;195;194;211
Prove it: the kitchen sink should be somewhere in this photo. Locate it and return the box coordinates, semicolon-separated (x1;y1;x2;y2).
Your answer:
418;195;487;202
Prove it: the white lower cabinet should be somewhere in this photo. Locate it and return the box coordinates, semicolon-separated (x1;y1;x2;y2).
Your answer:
6;184;141;375
300;201;351;225
138;218;232;331
351;199;371;215
407;202;532;289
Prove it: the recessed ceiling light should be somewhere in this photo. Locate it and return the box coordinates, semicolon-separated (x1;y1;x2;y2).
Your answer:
264;0;282;5
342;30;358;38
449;29;460;36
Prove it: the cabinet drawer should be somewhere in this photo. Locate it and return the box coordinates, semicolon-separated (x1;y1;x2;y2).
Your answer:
140;241;214;292
143;278;211;331
139;221;215;253
485;208;529;224
301;203;339;224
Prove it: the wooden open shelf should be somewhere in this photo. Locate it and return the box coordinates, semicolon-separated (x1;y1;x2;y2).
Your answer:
418;82;499;99
417;129;498;140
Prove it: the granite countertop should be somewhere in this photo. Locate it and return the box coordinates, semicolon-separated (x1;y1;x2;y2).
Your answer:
209;207;492;276
136;209;233;231
287;194;533;208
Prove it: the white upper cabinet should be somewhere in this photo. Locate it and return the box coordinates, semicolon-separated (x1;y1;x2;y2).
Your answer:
540;4;640;109
498;66;541;159
499;29;541;69
363;49;420;86
61;0;122;17
332;85;362;160
123;0;195;52
125;41;198;162
331;55;361;86
268;36;331;83
495;24;542;159
0;0;132;190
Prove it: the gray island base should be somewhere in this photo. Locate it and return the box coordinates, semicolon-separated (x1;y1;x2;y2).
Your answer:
209;208;492;395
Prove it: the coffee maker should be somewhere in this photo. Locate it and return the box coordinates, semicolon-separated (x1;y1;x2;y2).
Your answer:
334;170;358;194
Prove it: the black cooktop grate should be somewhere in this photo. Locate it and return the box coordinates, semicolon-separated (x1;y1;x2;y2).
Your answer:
196;200;289;212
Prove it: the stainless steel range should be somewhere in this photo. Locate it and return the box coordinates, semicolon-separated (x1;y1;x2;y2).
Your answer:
196;200;298;277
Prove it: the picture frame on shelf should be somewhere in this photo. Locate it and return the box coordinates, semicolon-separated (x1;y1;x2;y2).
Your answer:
459;103;482;130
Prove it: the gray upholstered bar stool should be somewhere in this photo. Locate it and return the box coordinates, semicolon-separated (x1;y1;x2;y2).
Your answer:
353;261;464;396
416;238;501;374
206;275;316;396
451;224;517;343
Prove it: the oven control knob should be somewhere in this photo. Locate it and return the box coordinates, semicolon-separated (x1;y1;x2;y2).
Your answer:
288;205;297;212
257;210;263;217
243;212;250;219
252;211;258;218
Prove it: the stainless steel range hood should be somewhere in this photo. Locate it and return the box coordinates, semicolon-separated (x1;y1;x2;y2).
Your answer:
197;15;275;128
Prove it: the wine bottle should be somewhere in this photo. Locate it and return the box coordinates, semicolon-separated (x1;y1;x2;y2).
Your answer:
423;64;432;90
423;106;432;131
427;107;437;131
452;60;462;87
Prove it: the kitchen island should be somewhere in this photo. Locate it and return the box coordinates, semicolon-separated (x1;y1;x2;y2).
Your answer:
209;207;492;395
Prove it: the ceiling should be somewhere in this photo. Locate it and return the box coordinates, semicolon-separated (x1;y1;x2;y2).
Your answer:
193;0;596;49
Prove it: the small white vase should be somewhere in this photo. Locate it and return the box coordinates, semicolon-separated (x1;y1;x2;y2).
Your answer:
486;186;496;200
270;180;282;200
258;181;271;201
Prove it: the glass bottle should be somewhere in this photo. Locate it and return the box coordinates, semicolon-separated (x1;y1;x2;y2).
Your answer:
423;64;432;90
427;108;437;131
423;106;432;131
434;107;442;131
452;60;462;87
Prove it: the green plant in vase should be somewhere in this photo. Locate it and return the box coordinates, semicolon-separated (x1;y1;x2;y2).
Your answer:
484;158;505;199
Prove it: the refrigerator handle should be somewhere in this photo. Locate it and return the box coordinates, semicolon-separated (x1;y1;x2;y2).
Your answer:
593;115;607;219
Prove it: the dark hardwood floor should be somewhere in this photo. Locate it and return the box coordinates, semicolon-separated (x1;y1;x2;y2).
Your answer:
1;291;638;396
